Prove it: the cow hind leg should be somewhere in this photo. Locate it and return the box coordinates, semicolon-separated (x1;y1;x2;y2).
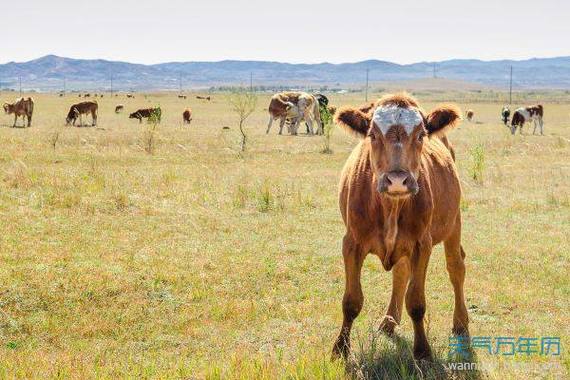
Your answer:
332;235;366;360
278;117;286;135
27;113;32;127
443;222;469;337
379;256;410;335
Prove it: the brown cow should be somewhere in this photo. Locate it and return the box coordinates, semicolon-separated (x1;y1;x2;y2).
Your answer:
126;93;134;98
466;109;474;121
511;105;544;135
178;94;187;99
129;108;161;123
196;95;211;101
331;93;468;361
66;101;98;126
3;97;34;127
183;108;192;124
115;104;124;113
266;92;322;135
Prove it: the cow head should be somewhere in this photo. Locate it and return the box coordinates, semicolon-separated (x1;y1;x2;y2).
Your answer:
3;103;12;114
129;112;139;119
335;94;460;198
66;107;79;125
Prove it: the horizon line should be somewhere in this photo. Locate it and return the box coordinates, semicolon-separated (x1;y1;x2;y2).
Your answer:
2;54;570;66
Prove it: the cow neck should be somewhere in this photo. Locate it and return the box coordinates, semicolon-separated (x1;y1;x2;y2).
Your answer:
379;194;407;271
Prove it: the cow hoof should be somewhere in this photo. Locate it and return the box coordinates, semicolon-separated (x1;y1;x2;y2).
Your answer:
413;345;433;361
452;326;470;337
379;315;398;336
331;337;350;360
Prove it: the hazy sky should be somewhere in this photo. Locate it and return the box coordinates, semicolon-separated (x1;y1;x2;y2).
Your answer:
2;0;568;64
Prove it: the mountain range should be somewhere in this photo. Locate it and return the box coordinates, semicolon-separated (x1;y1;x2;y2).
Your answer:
1;55;569;92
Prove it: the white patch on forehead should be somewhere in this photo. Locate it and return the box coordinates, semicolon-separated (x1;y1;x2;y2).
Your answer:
372;105;423;135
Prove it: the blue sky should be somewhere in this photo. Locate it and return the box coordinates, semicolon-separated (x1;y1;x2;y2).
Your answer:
2;0;568;64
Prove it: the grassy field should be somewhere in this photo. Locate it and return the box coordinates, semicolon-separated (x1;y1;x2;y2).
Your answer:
0;90;568;379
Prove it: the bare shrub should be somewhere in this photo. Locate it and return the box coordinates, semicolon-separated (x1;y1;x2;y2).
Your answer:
226;89;257;153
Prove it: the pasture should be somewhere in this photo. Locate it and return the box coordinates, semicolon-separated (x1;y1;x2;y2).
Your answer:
0;90;568;379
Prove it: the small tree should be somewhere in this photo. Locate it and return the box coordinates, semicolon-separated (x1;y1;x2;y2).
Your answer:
320;106;335;154
227;89;257;153
143;106;161;155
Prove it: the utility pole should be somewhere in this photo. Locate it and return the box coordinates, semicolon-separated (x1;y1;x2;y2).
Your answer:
179;73;182;93
365;68;369;102
509;65;513;104
19;76;22;96
110;73;114;97
63;77;66;95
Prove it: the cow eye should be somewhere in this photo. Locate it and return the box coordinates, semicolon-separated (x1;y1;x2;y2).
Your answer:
417;132;426;142
369;132;376;141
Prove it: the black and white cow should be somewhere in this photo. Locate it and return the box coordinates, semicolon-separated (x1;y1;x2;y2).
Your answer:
501;106;510;126
510;105;544;135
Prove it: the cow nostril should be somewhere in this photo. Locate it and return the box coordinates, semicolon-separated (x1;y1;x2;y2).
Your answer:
384;175;392;185
402;176;409;186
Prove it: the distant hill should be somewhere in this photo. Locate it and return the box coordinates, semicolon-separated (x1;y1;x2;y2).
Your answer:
1;55;569;92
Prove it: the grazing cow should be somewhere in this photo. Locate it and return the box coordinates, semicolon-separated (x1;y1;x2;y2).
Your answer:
84;93;91;98
183;108;192;124
266;92;322;135
178;94;187;99
510;105;544;135
3;97;34;127
196;95;211;101
129;108;161;123
78;94;82;98
501;106;510;125
66;101;98;126
126;93;134;98
331;93;468;361
59;93;64;97
466;109;474;121
266;93;298;135
115;104;124;113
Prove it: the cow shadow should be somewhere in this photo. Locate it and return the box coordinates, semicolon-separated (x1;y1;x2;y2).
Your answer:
345;330;483;380
0;124;29;129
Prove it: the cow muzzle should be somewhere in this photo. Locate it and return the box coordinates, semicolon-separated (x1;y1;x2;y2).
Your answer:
378;171;419;197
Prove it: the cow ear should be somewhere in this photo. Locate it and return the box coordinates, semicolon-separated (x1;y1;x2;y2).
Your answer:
335;106;370;138
425;104;461;137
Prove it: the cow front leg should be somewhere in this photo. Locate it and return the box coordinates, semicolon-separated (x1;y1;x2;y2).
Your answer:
540;118;544;135
406;240;432;360
533;120;537;135
13;115;17;127
332;235;365;360
306;119;314;135
379;255;410;335
266;115;274;134
444;223;469;337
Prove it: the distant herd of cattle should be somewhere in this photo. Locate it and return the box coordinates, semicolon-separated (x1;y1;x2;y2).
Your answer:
2;94;545;135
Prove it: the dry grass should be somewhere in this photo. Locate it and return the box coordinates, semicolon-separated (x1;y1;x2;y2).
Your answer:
0;90;568;379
